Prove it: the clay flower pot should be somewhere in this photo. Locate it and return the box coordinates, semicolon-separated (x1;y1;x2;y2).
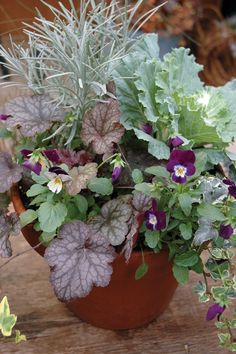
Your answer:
11;185;178;330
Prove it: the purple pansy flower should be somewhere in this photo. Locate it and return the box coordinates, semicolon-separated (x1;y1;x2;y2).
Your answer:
166;149;196;184
112;166;122;183
219;224;234;239
0;114;11;121
21;149;60;175
23;159;42;175
145;200;166;231
43;149;60;163
169;136;184;149
141;123;153;135
223;178;236;198
206;303;225;321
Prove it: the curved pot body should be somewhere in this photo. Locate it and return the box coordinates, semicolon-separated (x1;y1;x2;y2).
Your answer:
11;185;178;330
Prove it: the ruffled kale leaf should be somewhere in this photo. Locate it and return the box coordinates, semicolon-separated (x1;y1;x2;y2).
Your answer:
193;217;218;246
0;213;20;258
0;153;22;193
5;95;65;137
90;199;132;246
66;163;98;196
44;221;115;301
80;99;124;155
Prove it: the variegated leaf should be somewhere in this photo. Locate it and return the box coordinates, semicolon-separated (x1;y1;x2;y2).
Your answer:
132;191;152;212
90;199;132;246
0;213;20;258
0;153;22;193
80;99;124;154
66;163;98;195
5;95;65;137
44;221;115;301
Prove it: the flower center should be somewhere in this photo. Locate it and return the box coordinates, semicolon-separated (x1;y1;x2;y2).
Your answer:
149;214;157;226
174;165;187;178
53;177;62;186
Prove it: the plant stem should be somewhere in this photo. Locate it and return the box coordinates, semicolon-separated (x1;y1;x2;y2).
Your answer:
0;242;42;270
97;153;118;169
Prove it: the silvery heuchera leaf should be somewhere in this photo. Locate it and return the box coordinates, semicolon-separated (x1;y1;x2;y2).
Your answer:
90;199;132;246
0;213;20;258
198;177;228;204
0;153;23;193
5;95;65;137
44;221;115;301
132;192;152;212
121;212;139;263
66;163;98;196
193;217;218;246
80;99;124;155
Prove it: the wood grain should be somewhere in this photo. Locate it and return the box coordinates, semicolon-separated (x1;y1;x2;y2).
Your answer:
0;233;231;354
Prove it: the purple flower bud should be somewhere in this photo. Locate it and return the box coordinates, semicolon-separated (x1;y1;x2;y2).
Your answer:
169;136;184;149
23;160;42;175
112;166;122;184
141;123;153;135
206;303;225;321
21;149;33;158
219;224;234;239
43;149;60;163
166;149;196;184
223;179;236;198
0;114;11;121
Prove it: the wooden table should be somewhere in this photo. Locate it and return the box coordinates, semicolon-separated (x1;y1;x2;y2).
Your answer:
0;233;230;354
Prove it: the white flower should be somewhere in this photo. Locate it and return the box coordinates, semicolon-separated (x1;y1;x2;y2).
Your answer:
45;168;71;194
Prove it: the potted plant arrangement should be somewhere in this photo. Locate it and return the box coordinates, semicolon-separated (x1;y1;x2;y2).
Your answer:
1;0;236;351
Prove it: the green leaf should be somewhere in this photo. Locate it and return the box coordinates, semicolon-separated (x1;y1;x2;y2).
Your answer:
26;184;47;197
172;264;189;284
74;195;88;215
134;129;170;160
39;231;56;246
178;193;192;216
31;172;48;185
38;202;67;233
20;209;38;227
132;169;143;184
145;230;160;249
87;177;113;196
0;296;17;337
15;330;26;343
179;223;192;240
197;203;225;222
135;262;149;280
145;165;169;178
175;250;199;267
0;128;12;139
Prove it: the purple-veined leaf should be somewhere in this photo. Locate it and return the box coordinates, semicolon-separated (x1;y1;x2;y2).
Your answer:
44;221;116;301
66;163;98;196
80;99;124;155
121;212;139;263
0;153;23;193
57;149;92;168
5;95;65;137
0;213;20;258
132;191;152;212
90;199;132;246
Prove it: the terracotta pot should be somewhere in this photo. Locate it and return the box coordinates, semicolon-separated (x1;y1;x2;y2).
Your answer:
11;184;178;330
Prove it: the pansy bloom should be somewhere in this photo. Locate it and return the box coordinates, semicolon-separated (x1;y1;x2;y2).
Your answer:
166;149;196;184
45;166;71;194
145;200;166;231
21;149;60;175
223;178;236;198
219;224;234;240
169;136;184;149
0;114;11;121
206;303;225;321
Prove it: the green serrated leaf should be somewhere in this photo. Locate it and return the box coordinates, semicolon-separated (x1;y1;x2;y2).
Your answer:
145;165;169;179
145;230;160;249
87;177;113;196
197;203;225;222
179;222;192;240
175;250;199;267
132;169;143;184
38;201;67;233
20;209;38;228
178;193;192;216
172;264;189;284
26;184;48;197
135;262;149;280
